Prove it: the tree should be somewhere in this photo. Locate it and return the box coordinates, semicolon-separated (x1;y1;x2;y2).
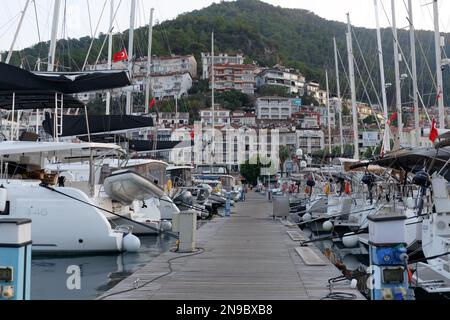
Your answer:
363;147;373;159
363;115;377;125
240;156;272;186
279;145;291;177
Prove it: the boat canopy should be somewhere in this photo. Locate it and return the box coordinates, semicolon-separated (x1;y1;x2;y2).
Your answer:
0;141;125;162
43;113;153;137
0;91;84;110
0;62;130;94
351;147;450;177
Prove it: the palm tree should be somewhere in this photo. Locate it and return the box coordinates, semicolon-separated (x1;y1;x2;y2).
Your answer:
279;145;291;177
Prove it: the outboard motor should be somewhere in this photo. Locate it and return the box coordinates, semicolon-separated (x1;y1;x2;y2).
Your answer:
362;173;375;204
412;171;431;215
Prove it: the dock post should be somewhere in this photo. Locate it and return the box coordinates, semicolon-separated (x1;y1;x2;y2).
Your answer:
173;210;197;253
0;219;32;300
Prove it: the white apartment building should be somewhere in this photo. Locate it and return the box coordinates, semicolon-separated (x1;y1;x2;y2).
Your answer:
256;65;306;96
201;53;244;79
150;72;192;99
152;112;189;127
209;63;256;95
231;111;256;126
150;55;197;78
296;130;325;154
256;97;293;120
200;108;231;126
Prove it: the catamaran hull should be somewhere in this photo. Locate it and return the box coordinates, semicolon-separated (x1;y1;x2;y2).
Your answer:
2;180;124;253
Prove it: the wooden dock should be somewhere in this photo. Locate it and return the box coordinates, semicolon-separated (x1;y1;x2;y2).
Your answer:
100;192;365;300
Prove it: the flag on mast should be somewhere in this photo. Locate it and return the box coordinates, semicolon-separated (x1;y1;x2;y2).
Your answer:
429;118;438;143
113;49;128;62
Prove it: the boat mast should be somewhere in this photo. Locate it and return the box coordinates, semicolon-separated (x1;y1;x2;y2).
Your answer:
346;13;359;160
325;70;332;155
106;0;114;115
408;0;420;145
433;0;445;129
333;37;344;155
145;8;154;114
6;0;31;64
211;31;215;166
126;0;136;115
391;0;404;144
48;0;62;71
374;0;390;152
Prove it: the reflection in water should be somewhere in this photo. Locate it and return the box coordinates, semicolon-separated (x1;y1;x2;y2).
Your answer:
31;235;177;300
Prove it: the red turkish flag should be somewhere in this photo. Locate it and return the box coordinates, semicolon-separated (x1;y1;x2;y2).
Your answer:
190;130;195;140
113;49;128;62
429;118;439;143
149;98;156;110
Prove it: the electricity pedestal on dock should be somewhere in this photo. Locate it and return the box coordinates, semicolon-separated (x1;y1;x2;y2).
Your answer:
0;219;32;300
367;214;414;300
172;211;197;253
225;192;231;217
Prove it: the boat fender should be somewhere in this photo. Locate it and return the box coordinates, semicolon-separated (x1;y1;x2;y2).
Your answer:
122;233;141;252
0;185;7;212
160;220;172;232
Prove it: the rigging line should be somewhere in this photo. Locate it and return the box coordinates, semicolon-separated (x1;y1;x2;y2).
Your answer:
353;58;382;132
82;0;108;71
380;0;432;124
32;0;42;59
93;0;123;67
86;0;94;38
351;27;383;110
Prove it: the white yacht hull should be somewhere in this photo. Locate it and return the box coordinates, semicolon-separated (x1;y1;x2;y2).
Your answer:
2;180;124;253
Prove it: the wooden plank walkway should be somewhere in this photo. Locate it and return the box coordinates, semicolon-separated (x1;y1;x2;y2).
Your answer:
100;192;365;300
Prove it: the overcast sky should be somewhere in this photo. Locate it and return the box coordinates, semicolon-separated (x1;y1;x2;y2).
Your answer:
1;0;450;52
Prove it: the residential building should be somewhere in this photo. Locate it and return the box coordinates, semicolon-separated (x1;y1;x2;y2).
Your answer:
256;96;293;120
231;111;256;126
201;53;244;79
209;63;256;95
200;108;231;126
256;65;306;96
150;55;197;78
296;130;325;154
150;72;192;99
292;111;320;129
152;112;189;127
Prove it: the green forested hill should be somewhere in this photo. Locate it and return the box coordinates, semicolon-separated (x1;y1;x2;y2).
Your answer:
5;0;450;108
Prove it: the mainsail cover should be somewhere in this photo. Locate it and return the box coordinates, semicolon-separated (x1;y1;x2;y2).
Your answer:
43;113;153;137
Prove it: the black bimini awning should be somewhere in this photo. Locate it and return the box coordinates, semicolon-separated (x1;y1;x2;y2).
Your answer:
0;62;131;110
129;140;193;152
0;91;84;110
0;62;130;94
43;113;153;137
